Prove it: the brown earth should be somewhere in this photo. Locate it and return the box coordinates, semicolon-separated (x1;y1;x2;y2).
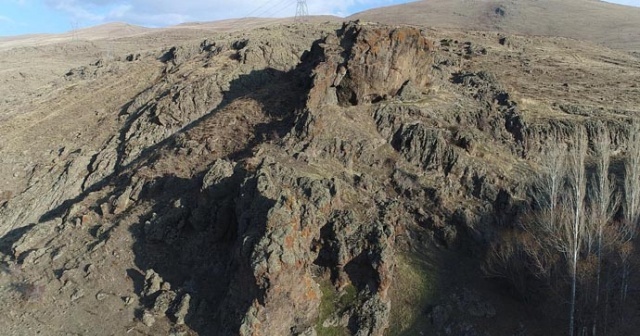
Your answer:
0;3;640;336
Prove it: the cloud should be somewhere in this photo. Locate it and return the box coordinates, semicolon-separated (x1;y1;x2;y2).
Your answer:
44;0;107;21
605;0;640;6
0;15;15;24
307;0;401;17
43;0;407;27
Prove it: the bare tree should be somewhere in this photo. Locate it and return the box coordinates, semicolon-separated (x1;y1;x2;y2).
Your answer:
490;125;639;334
526;129;586;336
535;131;567;224
566;126;588;336
524;131;569;283
623;120;640;238
588;123;619;335
621;120;640;301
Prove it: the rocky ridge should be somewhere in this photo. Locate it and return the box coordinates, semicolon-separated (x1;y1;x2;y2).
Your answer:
0;19;639;336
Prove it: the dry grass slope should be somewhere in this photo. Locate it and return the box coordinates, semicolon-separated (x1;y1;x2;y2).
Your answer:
350;0;640;52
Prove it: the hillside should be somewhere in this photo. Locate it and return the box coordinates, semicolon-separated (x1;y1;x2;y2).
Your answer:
1;2;640;336
0;23;151;50
350;0;640;53
0;16;342;111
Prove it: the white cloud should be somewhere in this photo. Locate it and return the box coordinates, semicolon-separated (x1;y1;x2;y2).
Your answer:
0;15;14;24
45;0;106;21
605;0;640;6
43;0;406;27
307;0;399;17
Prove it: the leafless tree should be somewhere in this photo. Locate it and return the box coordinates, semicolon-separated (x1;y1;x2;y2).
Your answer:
587;123;619;335
526;129;586;335
489;124;640;334
523;131;569;283
566;126;588;336
621;120;640;301
536;131;567;212
623;121;640;239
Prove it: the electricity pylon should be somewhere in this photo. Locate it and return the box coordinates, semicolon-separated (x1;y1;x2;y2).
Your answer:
71;20;79;43
295;0;309;23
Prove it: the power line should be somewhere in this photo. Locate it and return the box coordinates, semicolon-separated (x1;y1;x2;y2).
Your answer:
253;0;293;18
227;0;291;28
226;0;305;30
241;0;281;18
264;0;297;18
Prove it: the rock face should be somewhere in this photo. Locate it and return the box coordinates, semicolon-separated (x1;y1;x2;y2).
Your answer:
2;18;640;336
305;23;434;108
334;25;432;106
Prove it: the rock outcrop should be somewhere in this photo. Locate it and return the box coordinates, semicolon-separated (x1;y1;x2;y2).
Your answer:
2;18;640;336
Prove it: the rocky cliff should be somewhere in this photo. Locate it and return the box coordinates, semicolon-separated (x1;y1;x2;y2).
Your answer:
1;19;639;336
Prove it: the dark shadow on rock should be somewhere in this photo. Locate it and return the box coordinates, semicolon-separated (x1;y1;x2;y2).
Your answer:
0;224;35;258
126;268;145;295
127;168;236;334
127;167;278;335
32;38;321;335
159;47;177;63
38;35;317;224
344;253;378;293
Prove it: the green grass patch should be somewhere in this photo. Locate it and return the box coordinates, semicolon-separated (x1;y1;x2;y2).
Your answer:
387;253;439;335
316;278;358;336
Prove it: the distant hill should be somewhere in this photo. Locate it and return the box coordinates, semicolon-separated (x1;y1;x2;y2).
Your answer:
73;22;151;40
0;17;342;50
172;15;342;31
349;0;640;52
0;22;150;49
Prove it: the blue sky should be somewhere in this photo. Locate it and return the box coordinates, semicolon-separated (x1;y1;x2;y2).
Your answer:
0;0;639;36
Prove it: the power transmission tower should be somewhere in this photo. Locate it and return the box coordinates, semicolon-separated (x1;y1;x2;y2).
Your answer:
71;20;79;43
295;0;309;23
105;38;114;60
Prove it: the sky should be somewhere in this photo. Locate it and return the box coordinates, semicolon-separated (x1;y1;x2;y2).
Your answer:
0;0;639;36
